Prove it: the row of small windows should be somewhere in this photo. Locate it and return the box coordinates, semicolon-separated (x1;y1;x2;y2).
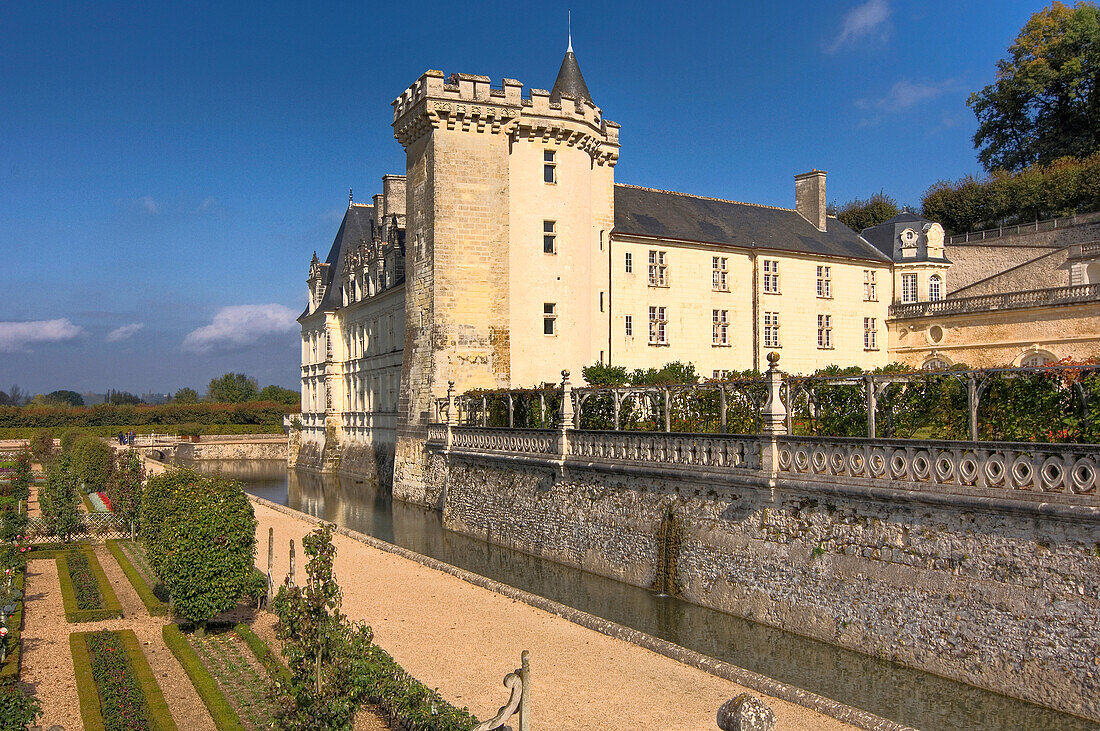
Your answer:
626;252;880;301
613;308;879;351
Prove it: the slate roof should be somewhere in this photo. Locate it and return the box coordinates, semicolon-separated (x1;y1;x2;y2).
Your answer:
860;212;950;263
613;184;891;262
550;50;592;105
299;204;377;320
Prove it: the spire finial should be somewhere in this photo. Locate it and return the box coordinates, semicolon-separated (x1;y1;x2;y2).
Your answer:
567;10;572;53
349;188;353;206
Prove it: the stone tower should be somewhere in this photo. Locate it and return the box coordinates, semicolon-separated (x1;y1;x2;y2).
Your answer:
390;51;620;503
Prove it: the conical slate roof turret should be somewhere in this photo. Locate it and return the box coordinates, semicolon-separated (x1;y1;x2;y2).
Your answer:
550;42;592;105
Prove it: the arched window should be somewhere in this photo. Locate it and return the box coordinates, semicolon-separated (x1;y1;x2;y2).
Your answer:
929;275;942;302
922;357;950;371
1019;350;1055;367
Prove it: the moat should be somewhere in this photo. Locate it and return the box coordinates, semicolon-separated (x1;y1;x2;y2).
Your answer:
185;458;1098;731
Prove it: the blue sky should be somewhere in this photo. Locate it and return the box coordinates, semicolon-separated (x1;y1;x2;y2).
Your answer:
0;0;1045;395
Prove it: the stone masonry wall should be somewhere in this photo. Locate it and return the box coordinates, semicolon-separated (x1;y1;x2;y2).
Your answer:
173;440;287;461
436;455;1100;721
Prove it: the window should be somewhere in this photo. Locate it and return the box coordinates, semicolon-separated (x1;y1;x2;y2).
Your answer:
763;259;780;293
599;291;605;312
543;150;556;183
712;369;729;380
625;315;633;337
648;306;668;345
543;220;556;254
929;274;942;302
817;314;832;349
648;250;668;287
712;257;728;291
1020;352;1053;367
625;252;633;273
863;270;877;301
543;303;556;335
864;317;878;350
712;309;729;346
901;273;918;303
763;312;780;348
816;265;831;298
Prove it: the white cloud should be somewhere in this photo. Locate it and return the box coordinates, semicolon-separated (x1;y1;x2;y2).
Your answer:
141;196;159;214
0;319;83;352
827;0;891;52
106;323;144;342
183;304;298;353
856;79;958;125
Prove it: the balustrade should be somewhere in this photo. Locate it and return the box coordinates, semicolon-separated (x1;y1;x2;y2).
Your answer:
776;436;1098;496
568;430;761;471
889;283;1100;319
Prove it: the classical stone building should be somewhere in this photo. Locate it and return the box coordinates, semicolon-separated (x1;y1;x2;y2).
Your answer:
295;46;1100;490
881;212;1100;368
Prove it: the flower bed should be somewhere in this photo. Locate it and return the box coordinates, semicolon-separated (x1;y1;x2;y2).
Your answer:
89;491;112;512
57;548;123;622
71;629;177;731
0;568;25;683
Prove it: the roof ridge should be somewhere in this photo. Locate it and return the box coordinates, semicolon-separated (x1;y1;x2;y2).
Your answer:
614;183;795;213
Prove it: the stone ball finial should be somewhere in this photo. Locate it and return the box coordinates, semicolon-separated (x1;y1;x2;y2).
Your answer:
766;351;780;368
561;369;570;379
717;694;776;731
448;380;455;389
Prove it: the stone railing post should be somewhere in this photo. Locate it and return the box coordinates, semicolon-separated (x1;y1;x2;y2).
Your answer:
760;352;787;477
446;381;456;450
865;375;877;438
558;370;574;467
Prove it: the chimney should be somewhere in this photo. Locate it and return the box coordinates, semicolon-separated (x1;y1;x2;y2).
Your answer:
795;170;827;232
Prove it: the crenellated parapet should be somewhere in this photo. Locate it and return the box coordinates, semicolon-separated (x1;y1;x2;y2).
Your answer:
392;69;620;166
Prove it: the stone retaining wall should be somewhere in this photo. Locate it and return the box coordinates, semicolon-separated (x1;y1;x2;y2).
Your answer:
432;454;1100;722
173;440;287;461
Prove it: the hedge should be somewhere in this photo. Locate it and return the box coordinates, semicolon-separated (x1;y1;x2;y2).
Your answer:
106;540;168;617
0;402;296;430
234;622;289;684
162;624;245;731
57;549;123;623
71;629;177;731
0;424;283;439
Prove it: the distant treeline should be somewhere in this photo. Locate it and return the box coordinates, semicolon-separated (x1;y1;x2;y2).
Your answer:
0;401;296;429
922;153;1100;234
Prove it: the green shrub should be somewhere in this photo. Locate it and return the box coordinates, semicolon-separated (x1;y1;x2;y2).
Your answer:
178;423;202;437
144;469;256;631
71;436;112;493
0;683;41;730
59;427;85;455
107;451;144;532
29;429;55;466
41;457;82;543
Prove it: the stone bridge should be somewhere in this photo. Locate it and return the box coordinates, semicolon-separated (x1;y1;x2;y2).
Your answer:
422;365;1100;722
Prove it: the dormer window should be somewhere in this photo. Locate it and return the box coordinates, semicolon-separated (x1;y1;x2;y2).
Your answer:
900;228;918;258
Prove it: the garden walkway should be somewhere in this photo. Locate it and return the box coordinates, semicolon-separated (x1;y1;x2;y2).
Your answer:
253;500;857;731
21;546;217;729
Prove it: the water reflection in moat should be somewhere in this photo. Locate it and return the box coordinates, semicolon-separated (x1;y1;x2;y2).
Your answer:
184;459;1097;731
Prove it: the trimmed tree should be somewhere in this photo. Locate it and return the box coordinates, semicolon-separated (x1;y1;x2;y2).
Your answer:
107;451;144;534
58;428;85;456
29;429;55;467
40;457;81;543
71;436;113;493
150;469;256;632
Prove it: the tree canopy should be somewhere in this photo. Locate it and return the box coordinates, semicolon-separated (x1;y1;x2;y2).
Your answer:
44;390;84;407
207;373;259;403
172;387;199;404
969;2;1100;172
835;193;901;232
258;384;301;408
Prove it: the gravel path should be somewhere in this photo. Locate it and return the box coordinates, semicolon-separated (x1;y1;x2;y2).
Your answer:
255;501;856;731
21;548;217;730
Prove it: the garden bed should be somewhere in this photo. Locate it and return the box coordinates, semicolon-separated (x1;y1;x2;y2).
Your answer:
71;628;177;731
0;567;25;683
164;623;278;731
107;539;168;616
57;547;123;622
